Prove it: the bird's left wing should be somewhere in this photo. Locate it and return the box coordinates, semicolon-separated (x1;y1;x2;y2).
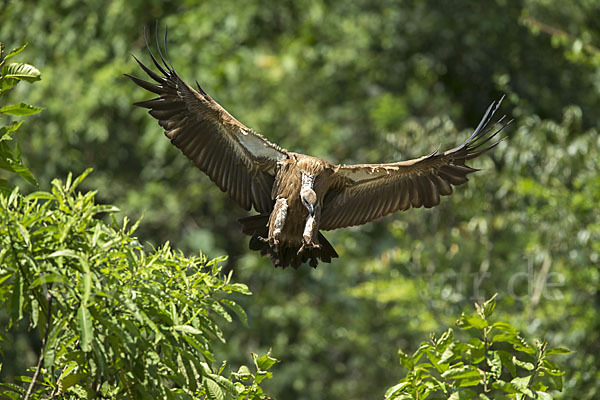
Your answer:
126;38;288;213
320;98;509;230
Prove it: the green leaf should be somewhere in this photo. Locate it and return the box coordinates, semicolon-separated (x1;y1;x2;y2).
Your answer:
492;380;519;393
0;145;38;187
173;324;202;335
2;62;41;82
441;365;481;380
546;347;572;356
254;370;272;384
0;76;18;92
440;342;458;364
209;300;232;322
254;352;278;371
25;191;54;200
398;348;414;370
436;328;454;351
56;361;82;394
81;267;91;306
223;282;251;295
448;389;477;399
235;365;252;380
456;376;481;388
510;376;533;395
10;273;24;323
0;121;23;143
492;332;518;343
77;305;93;352
492;322;517;334
58;372;85;395
550;374;563;391
47;249;80;259
70;168;93;192
207;373;237;395
203;378;225;400
464;315;488;330
482;294;497;317
542;359;565;376
384;382;409;399
512;337;536;354
513;357;535;371
207;255;228;266
221;300;248;327
15;221;29;246
488;351;502;379
497;351;517;377
30;273;69;288
1;43;27;64
0;103;43;116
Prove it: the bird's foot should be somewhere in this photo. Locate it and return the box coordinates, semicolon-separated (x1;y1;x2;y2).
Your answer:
297;237;321;255
259;235;280;251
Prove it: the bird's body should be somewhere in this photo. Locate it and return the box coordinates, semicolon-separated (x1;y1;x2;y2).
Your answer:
240;153;338;268
127;35;509;268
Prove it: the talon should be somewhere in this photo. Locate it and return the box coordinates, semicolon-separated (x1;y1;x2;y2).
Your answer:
297;241;320;255
297;243;306;255
259;235;280;252
258;236;269;243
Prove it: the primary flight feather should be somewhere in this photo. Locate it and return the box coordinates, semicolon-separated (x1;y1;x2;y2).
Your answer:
126;34;509;269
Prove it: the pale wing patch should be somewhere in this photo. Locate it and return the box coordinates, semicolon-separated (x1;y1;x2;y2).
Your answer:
237;128;287;161
336;164;399;182
336;153;434;183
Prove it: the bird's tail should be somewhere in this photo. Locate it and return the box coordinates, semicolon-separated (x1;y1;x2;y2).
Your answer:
238;214;338;268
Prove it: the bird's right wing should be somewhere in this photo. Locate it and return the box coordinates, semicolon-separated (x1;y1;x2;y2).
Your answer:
126;35;288;213
320;98;509;230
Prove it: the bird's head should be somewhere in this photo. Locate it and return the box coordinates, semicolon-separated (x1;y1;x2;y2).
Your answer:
300;187;317;217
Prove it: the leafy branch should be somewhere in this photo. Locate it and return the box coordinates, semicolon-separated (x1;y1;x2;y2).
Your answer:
0;42;42;193
385;295;570;400
0;173;278;398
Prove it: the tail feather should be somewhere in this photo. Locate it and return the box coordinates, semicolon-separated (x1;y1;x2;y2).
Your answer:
317;232;338;263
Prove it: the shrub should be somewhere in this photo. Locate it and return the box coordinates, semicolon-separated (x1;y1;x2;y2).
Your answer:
0;170;277;399
385;295;569;400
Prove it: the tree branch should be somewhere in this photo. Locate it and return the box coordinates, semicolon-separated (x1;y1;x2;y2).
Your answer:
25;293;53;400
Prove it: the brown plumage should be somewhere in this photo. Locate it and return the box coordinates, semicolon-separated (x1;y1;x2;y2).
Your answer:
126;35;510;268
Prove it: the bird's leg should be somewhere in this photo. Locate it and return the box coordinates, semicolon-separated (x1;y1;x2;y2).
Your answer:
298;205;321;255
263;197;288;251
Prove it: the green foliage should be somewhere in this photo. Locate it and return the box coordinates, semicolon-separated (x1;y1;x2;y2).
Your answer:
0;42;41;193
386;295;569;400
0;171;276;399
1;1;599;400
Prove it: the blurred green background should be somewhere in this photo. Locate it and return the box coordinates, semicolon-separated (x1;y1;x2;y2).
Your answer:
1;0;598;398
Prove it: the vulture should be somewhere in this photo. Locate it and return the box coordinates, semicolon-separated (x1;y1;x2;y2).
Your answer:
126;35;509;269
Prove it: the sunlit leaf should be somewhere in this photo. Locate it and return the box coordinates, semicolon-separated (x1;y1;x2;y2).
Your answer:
173;324;202;335
546;347;572;356
77;305;93;352
0;103;43;116
2;62;41;82
203;377;225;400
221;300;248;327
441;365;480;380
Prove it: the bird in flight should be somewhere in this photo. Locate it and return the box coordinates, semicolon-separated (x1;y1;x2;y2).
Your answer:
127;34;509;269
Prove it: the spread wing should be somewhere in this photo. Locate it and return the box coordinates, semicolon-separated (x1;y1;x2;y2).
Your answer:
125;38;288;213
320;98;509;230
